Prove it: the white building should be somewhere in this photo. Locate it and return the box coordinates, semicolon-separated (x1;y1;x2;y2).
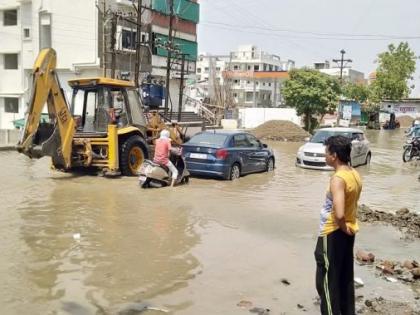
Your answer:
320;68;365;84
191;45;294;108
0;0;199;129
0;0;141;129
312;61;366;84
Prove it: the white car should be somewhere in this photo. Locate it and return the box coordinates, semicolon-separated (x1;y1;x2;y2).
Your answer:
296;127;371;170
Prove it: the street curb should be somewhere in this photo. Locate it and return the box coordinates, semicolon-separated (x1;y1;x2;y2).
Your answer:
0;145;16;151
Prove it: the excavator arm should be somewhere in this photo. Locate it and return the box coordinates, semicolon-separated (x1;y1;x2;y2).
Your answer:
17;48;76;169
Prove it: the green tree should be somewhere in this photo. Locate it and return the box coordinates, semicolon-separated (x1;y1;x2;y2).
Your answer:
342;82;379;112
342;82;370;104
283;69;341;132
371;42;417;102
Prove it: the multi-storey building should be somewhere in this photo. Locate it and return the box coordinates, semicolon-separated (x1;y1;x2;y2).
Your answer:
0;0;199;129
192;45;294;108
313;61;366;84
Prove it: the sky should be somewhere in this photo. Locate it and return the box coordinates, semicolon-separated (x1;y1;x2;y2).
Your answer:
197;0;420;96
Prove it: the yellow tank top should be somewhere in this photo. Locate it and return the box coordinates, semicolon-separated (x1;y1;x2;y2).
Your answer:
319;169;362;236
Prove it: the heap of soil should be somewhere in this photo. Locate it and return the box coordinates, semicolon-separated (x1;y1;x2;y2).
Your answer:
357;297;420;314
397;115;416;128
251;120;310;142
359;205;420;239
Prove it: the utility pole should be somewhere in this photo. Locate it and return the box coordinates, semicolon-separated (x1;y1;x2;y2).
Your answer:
102;0;107;76
333;49;352;126
110;14;117;78
332;49;352;83
134;0;142;88
177;53;186;122
164;0;175;116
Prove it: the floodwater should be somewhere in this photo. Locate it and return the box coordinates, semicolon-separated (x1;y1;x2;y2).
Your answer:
0;129;419;315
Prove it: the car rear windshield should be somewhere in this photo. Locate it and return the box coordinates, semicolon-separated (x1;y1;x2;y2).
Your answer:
187;133;228;147
310;130;353;143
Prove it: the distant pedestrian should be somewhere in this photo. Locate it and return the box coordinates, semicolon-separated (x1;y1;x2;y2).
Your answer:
314;135;363;315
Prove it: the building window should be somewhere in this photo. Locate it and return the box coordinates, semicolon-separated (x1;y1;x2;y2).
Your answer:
4;97;19;113
247;65;251;70
204;67;209;72
245;92;253;102
23;27;31;39
197;68;201;73
3;9;17;26
122;29;136;50
234;79;239;84
39;13;51;49
233;93;238;98
263;82;266;86
216;67;221;71
254;65;259;71
268;83;271;87
247;81;250;84
4;54;18;69
233;65;239;70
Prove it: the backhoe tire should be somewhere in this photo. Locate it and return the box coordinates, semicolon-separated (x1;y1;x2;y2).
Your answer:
120;135;148;176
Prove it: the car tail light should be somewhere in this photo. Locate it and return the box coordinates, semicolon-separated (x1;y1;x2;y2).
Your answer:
216;149;229;159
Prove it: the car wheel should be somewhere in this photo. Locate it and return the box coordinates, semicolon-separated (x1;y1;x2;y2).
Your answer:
364;152;371;165
266;157;275;172
229;163;241;180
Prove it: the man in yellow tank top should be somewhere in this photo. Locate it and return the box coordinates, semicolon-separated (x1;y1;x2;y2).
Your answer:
314;135;362;315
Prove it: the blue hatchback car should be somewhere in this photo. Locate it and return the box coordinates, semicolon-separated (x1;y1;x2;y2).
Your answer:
182;131;275;180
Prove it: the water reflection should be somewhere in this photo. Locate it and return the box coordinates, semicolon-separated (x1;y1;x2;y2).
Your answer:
16;179;200;314
0;128;418;314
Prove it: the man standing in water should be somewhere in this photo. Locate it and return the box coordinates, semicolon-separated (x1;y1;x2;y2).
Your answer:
315;135;363;314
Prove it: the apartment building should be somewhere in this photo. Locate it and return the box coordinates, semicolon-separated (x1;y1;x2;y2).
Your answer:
192;45;294;108
313;61;366;84
0;0;199;129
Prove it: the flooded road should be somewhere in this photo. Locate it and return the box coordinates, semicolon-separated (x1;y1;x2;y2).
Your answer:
0;129;419;314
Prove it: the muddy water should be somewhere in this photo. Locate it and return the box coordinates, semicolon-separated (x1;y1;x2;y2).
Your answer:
0;129;419;314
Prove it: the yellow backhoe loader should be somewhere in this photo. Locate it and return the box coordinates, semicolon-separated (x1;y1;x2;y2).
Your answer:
17;48;175;176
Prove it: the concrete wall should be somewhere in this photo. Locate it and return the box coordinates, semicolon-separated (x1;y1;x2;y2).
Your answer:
0;129;20;145
238;107;301;129
380;101;420;118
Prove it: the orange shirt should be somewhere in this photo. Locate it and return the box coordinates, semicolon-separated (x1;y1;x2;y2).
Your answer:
154;138;171;165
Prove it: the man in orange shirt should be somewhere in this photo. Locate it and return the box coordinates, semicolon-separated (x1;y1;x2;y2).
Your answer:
315;135;362;315
154;129;178;187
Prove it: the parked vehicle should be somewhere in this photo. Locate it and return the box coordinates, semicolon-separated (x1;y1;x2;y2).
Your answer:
138;149;190;188
296;127;371;170
182;131;275;180
402;137;420;162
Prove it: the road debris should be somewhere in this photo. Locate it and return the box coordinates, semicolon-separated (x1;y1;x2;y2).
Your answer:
280;278;291;286
356;249;375;264
237;300;253;309
249;307;270;315
354;277;364;288
358;204;420;239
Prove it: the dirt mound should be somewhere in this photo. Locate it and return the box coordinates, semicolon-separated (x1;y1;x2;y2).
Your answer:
251;120;310;142
397;115;416;128
359;205;420;239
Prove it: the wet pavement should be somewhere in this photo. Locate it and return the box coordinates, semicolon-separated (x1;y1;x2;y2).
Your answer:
0;129;419;314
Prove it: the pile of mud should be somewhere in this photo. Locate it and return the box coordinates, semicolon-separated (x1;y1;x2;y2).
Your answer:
357;297;420;314
397;115;416;128
251;120;310;142
359;205;420;239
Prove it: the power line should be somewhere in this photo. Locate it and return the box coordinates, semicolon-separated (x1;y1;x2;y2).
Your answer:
199;22;420;41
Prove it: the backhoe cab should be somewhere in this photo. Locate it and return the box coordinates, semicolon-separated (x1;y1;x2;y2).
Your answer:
17;48;151;176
